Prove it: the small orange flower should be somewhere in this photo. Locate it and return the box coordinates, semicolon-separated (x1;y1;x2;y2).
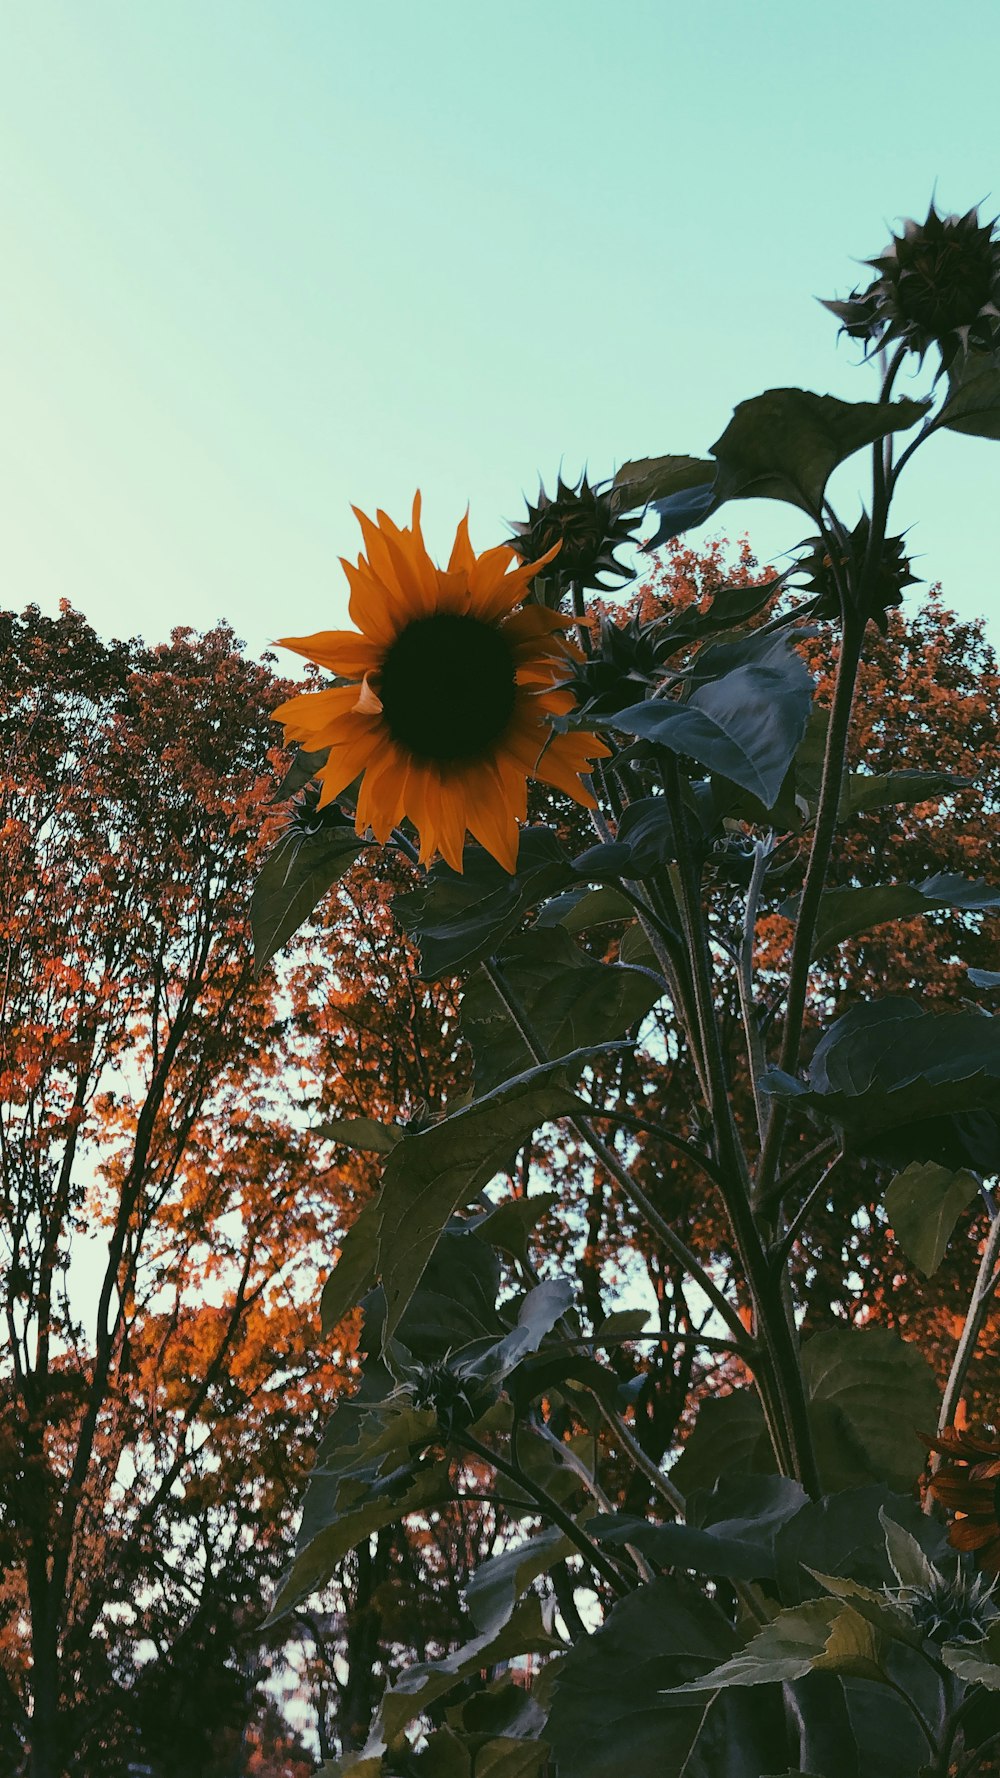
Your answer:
926;1424;1000;1574
273;496;609;873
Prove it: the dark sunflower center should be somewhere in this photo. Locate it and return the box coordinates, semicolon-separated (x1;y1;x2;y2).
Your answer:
378;613;517;762
900;240;994;330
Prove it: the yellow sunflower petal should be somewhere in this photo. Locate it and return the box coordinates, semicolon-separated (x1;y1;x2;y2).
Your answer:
463;762;521;873
278;630;382;677
341;556;405;647
314;720;386;803
272;685;364;743
355;742;410;842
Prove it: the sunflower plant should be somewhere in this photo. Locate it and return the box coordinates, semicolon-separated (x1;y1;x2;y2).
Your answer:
250;202;1000;1777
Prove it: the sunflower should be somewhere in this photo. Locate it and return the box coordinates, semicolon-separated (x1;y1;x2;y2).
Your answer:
273;497;610;874
926;1424;1000;1574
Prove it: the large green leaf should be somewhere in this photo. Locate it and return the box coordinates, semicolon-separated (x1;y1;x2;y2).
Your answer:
885;1160;979;1277
467;1192;559;1266
364;1226;505;1362
377;1074;585;1344
394;827;575;979
612;631;815;808
266;1396;449;1620
802;1327;938;1493
760;997;1000;1172
784;873;1000;956
669;1391;771;1494
593;1471;807;1585
804;1569;923;1650
708;389;929;517
252;826;363;971
460;928;659;1095
545;1575;736;1778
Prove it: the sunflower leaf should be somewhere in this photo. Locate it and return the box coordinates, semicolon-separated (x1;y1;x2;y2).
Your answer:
884;1160;979;1277
252;827;363;972
779;873;1000;956
613;454;716;510
612;631;815;808
394;827;575;978
759;997;1000;1173
460;928;659;1095
938;350;1000;440
838;767;973;819
802;1327;938;1493
265;1396;450;1622
666;1598;844;1693
708;389;930;518
376;1074;586;1345
544;1575;737;1778
941;1624;1000;1689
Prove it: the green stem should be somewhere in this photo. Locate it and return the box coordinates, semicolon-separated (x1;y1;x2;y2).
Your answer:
936;1207;1000;1446
458;1429;628;1594
661;760;818;1492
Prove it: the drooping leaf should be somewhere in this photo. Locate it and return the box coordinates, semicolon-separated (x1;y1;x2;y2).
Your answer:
266;1395;449;1621
320;1191;385;1335
760;997;1000;1172
838;767;973;820
455;1279;576;1393
536;884;634;931
885;1160;979;1277
970;967;1000;989
809;1606;885;1680
271;743;331;802
252;826;363;972
612;631;815;808
376;1074;585;1344
459;928;659;1095
613;454;716;510
365;1227;505;1362
590;1513;778;1583
466;1523;576;1637
394;827;575;979
782;873;1000;956
708;389;929;518
938;350;1000;440
545;1575;736;1778
802;1327;938;1493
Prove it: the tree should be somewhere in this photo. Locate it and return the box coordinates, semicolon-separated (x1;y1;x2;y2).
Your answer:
0;606;352;1775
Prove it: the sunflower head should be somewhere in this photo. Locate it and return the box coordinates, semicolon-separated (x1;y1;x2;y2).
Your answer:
410;1358;496;1438
797;516;920;633
926;1424;1000;1576
272;496;609;875
508;473;641;606
284;780;355;839
822;202;1000;373
560;611;661;717
887;1557;999;1645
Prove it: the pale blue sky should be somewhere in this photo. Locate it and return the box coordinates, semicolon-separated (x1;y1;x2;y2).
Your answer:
1;0;998;659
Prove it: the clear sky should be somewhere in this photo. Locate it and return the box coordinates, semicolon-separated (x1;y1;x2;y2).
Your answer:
2;0;998;661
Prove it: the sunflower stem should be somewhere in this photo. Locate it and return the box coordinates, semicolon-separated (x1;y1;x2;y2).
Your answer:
936;1205;1000;1450
481;959;751;1349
